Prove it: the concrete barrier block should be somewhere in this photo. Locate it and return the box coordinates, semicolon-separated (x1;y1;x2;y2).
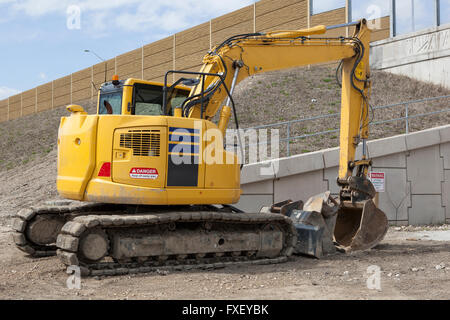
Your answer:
274;170;327;203
439;126;450;143
407;145;444;194
375;168;409;222
323;166;340;194
323;143;367;169
443;170;450;220
367;135;407;158
405;128;440;151
234;194;273;213
408;195;446;225
241;180;273;195
323;147;339;168
441;142;450;170
241;161;275;185
276;151;324;178
371;152;407;168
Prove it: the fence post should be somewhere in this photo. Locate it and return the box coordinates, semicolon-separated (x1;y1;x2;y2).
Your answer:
209;20;212;50
405;103;409;134
253;2;256;33
173;34;176;83
435;0;441;27
51;81;54;109
287;122;291;157
307;0;311;28
346;0;352;37
390;0;396;37
141;46;144;80
70;73;73;104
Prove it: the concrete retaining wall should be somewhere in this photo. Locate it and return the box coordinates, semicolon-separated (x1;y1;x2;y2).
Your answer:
236;125;450;226
371;23;450;89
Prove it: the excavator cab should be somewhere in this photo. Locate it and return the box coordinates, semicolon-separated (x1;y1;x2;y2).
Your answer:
96;78;191;116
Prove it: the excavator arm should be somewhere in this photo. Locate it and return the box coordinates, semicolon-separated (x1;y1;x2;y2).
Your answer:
181;19;387;253
184;20;370;183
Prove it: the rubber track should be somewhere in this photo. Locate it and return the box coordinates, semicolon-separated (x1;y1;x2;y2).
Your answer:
11;202;122;257
57;211;297;277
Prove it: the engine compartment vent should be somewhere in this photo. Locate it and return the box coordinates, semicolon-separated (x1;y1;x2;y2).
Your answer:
120;130;160;157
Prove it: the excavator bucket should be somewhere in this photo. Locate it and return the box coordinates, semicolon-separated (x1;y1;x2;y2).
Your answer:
266;191;389;257
334;199;388;252
264;192;339;258
290;192;339;258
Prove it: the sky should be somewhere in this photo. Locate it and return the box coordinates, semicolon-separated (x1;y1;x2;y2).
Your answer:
0;0;254;99
1;0;448;100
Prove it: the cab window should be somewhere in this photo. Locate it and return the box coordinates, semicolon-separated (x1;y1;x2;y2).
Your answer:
99;91;122;115
133;83;189;116
134;84;164;116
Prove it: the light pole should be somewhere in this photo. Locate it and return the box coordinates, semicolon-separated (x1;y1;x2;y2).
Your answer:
84;49;107;83
84;49;105;62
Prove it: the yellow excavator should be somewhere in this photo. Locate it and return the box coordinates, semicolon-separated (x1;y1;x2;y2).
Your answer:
12;19;388;276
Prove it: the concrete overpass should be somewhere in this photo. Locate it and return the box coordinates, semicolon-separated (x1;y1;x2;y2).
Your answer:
371;23;450;89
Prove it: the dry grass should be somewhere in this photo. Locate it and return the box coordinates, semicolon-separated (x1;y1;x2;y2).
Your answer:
0;99;96;172
230;65;450;157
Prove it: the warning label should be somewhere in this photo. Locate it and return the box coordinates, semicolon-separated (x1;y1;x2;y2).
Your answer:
130;168;158;180
369;172;385;193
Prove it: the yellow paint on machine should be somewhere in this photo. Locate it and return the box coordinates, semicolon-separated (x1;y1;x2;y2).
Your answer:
57;111;241;205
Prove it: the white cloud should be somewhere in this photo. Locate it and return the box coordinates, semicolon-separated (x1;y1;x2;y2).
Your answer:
0;86;20;99
7;0;254;33
115;0;254;32
10;0;140;17
39;72;47;80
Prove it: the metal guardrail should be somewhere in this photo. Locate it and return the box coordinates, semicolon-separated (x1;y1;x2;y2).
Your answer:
228;94;450;157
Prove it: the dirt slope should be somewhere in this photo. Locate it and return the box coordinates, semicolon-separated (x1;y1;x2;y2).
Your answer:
231;65;450;155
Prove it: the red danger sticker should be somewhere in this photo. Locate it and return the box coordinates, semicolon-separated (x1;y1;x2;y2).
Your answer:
130;168;159;180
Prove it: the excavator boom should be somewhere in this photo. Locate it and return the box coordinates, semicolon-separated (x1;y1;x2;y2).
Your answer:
180;18;387;254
